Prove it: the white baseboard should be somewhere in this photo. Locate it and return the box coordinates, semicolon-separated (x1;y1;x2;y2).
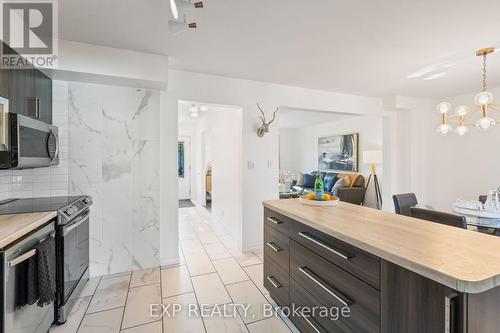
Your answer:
161;256;180;267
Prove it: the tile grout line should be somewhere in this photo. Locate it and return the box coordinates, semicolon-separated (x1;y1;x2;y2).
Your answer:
159;265;164;333
75;276;102;332
200;208;293;331
119;273;133;331
192;207;256;332
179;215;209;333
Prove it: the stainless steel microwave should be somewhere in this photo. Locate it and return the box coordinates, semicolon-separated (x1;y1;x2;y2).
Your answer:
0;97;59;169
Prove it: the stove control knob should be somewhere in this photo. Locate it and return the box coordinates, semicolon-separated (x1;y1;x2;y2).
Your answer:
83;197;90;204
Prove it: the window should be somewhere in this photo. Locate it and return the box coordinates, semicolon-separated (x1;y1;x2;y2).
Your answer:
178;141;185;178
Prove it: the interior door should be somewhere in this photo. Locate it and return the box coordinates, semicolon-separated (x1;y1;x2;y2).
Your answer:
178;136;191;200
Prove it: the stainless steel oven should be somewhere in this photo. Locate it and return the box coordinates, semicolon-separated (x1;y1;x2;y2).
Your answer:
0;110;59;169
0;222;55;333
55;196;92;324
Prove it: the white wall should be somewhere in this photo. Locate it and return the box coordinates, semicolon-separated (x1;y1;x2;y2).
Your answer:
188;107;243;238
279;116;383;207
0;81;70;201
164;69;390;257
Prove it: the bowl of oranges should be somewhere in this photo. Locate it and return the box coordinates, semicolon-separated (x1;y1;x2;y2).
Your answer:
299;193;340;206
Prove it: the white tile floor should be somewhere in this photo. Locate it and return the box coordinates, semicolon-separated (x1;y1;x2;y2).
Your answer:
50;206;298;333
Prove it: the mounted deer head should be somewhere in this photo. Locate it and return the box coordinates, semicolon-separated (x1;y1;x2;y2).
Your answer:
256;103;278;137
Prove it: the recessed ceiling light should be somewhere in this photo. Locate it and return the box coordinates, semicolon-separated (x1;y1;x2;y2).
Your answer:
423;72;446;80
189;105;199;118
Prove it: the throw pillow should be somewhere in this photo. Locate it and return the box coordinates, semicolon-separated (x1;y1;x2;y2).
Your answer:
296;172;304;186
332;176;351;196
323;173;337;193
303;173;316;188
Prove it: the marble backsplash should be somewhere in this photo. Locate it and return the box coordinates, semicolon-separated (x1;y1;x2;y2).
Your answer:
68;82;160;277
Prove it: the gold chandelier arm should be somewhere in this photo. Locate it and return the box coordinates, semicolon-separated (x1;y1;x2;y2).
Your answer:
487;105;500;113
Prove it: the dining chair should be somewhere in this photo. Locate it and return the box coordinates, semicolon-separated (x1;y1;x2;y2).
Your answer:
479;195;487;204
392;193;418;216
409;207;467;229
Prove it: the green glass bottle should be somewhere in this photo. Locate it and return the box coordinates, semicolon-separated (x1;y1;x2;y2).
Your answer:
314;172;324;200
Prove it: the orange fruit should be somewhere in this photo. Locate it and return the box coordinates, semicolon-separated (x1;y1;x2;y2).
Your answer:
306;193;316;200
331;195;338;201
323;194;331;201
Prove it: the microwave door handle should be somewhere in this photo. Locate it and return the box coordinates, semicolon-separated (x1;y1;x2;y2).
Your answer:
49;129;59;161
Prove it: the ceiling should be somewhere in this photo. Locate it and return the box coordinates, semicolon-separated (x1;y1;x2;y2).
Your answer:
279;108;357;129
59;0;500;98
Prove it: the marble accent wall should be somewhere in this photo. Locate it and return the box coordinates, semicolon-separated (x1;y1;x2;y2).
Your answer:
68;82;160;277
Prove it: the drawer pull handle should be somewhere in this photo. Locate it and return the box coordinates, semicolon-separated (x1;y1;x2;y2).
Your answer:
299;267;352;307
301;314;323;333
298;232;351;260
266;242;281;252
266;275;282;289
267;217;283;225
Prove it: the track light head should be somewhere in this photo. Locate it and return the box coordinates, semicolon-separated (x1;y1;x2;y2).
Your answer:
168;20;197;35
170;0;204;19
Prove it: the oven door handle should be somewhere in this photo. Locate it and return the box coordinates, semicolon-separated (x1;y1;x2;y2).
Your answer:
63;210;89;236
8;249;37;267
8;231;55;267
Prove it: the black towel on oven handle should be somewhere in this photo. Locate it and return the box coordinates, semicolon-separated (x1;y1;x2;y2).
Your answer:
26;234;56;307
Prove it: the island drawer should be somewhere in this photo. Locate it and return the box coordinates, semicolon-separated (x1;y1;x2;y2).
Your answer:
264;225;289;273
290;220;380;289
290;278;354;333
263;255;289;307
290;240;380;333
264;208;293;235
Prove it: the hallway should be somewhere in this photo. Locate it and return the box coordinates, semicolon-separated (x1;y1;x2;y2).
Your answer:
50;206;296;333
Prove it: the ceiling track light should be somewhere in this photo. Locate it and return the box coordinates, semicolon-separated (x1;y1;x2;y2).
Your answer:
168;17;197;35
170;0;203;20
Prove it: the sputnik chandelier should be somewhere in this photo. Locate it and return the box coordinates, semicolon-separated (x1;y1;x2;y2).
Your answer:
437;48;500;136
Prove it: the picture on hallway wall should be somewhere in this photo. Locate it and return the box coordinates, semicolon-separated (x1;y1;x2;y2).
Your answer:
178;141;185;178
318;133;359;172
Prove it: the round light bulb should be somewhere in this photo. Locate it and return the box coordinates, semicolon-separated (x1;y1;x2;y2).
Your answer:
436;102;452;114
454;125;468;136
170;0;179;19
454;105;470;116
475;117;496;130
474;91;494;106
437;124;453;136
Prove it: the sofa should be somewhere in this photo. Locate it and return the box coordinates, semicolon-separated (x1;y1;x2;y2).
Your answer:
293;171;366;205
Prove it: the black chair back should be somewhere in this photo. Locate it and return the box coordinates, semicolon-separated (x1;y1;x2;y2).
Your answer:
479;195;487;204
393;193;418;216
409;207;467;229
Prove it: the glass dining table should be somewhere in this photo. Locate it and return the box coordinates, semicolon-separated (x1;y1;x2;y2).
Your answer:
413;203;500;234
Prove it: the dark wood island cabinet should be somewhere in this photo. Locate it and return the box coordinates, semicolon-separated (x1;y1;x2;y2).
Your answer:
263;199;500;333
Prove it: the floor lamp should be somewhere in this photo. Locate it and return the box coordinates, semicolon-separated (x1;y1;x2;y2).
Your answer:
363;150;383;209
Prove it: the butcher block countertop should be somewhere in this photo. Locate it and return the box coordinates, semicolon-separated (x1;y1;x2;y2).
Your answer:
0;211;56;249
264;199;500;294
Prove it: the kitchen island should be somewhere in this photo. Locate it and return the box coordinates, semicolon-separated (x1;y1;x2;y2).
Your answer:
263;199;500;333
